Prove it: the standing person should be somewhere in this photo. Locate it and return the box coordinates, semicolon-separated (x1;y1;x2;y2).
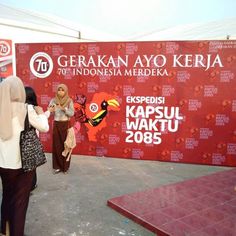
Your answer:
0;76;49;236
25;86;50;192
48;84;74;174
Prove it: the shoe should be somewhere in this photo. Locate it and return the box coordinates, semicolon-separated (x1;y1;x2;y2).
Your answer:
63;171;68;174
31;184;38;191
53;169;61;174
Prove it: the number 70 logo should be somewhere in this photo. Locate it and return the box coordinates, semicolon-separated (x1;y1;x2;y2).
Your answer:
0;41;11;57
30;52;53;78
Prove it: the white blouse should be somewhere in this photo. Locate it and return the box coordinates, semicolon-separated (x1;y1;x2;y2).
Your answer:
0;104;49;169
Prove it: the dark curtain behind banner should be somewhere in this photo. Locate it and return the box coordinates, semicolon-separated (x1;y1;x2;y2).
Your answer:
15;41;236;167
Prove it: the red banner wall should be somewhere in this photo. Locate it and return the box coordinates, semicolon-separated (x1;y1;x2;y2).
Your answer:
15;41;236;166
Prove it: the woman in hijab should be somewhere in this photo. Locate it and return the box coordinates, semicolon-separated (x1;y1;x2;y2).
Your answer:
0;76;49;236
48;84;74;174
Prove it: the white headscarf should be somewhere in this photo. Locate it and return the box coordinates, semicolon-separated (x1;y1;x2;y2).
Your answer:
0;75;26;140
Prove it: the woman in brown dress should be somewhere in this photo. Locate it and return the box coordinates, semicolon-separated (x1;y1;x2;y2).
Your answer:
48;84;74;174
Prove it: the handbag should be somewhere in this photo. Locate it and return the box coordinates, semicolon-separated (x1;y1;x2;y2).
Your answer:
20;106;47;172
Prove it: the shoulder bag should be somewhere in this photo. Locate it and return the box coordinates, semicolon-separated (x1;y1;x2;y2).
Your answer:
20;106;47;172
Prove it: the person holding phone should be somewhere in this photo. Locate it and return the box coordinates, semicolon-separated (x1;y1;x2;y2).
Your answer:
25;86;50;191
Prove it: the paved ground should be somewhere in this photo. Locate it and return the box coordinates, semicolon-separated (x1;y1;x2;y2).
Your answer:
0;154;232;236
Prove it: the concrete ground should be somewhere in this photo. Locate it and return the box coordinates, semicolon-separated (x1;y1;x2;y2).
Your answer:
0;154;232;236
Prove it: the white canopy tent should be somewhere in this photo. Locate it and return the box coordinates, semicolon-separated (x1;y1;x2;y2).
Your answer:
131;18;236;41
1;3;235;43
0;4;120;43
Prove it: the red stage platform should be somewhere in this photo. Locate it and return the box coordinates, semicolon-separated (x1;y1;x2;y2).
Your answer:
107;169;236;236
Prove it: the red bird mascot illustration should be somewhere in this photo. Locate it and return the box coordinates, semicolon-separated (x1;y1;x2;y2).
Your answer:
74;92;120;141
